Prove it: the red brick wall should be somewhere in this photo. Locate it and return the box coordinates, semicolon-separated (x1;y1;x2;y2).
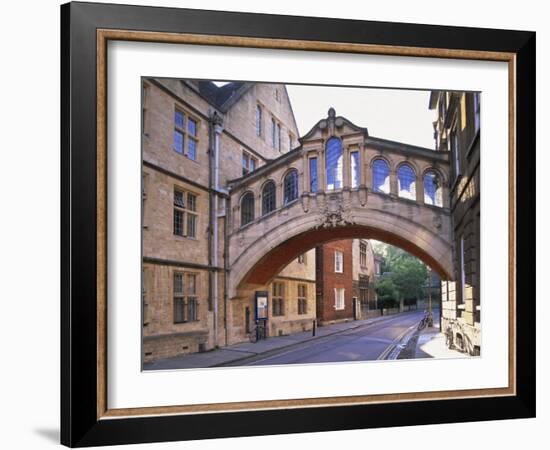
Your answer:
315;240;354;323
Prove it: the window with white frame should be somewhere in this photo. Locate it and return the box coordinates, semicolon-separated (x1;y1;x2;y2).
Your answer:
334;251;344;273
360;242;367;267
334;288;345;310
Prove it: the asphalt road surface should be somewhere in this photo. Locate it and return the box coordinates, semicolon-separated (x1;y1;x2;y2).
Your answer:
225;309;426;367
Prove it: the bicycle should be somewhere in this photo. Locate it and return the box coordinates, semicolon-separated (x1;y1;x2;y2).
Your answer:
248;321;267;343
417;311;430;331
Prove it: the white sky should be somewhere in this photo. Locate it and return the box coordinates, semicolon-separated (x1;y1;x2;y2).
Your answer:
214;81;437;149
286;84;437;149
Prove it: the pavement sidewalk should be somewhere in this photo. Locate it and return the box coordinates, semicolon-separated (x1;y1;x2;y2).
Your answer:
412;321;467;359
143;312;407;370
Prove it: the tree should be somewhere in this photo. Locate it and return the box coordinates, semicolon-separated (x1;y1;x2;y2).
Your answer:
373;242;428;311
391;256;428;301
375;276;398;314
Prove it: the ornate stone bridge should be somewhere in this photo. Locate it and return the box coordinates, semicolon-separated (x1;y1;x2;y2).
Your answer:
226;109;452;299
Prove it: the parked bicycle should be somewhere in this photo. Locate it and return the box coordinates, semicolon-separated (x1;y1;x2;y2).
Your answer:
249;320;267;343
417;311;430;331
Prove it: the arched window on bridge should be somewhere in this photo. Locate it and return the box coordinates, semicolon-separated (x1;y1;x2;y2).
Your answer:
325;137;343;190
397;164;416;200
240;192;255;226
372;159;390;194
262;181;276;215
424;170;443;207
283;170;298;204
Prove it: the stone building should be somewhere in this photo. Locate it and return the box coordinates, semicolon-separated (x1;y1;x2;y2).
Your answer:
141;77;454;363
142;79;315;362
430;90;481;355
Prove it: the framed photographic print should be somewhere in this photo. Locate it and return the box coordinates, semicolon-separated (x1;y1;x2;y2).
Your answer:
61;1;536;447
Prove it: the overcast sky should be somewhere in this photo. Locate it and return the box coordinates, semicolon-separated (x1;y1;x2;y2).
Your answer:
286;84;436;149
213;81;437;149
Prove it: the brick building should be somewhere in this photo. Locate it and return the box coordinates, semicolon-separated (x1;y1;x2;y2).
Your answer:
315;240;355;324
430;90;481;355
142;79;315;362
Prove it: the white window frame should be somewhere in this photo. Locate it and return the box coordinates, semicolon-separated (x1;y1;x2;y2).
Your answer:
334;251;344;273
334;288;345;310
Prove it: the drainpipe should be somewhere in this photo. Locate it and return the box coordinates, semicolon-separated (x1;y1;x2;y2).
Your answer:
223;196;229;347
211;112;224;348
207;116;213;317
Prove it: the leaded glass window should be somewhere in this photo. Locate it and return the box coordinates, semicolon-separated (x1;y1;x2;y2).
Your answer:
397;164;416;200
283;170;298;204
262;181;276;215
372;159;390;193
325;137;343;190
241;192;255;226
309;157;318;193
424;170;443;207
350;151;359;188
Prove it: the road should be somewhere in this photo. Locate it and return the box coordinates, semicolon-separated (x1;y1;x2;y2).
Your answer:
224;309;426;367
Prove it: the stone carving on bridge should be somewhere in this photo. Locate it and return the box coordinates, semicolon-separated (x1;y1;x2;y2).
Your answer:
432;214;442;230
316;191;355;229
301;193;310;213
358;185;368;206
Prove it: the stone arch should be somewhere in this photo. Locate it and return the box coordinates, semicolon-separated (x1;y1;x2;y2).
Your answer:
395;161;418;200
228;206;453;298
422;165;448;186
395;159;420;176
369;154;393;170
370;156;392;194
279;166;300;184
282;168;299;205
260;179;277;216
239;190;255;227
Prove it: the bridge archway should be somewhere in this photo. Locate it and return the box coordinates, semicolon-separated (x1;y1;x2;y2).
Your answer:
227;198;453;298
226;108;453;299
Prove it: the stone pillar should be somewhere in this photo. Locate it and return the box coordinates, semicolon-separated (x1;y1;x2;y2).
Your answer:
343;145;350;189
390;169;398;196
302;152;309;194
416;173;424;204
256;190;262;219
360;144;367;187
442;184;450;208
277;181;284;207
318;148;326;192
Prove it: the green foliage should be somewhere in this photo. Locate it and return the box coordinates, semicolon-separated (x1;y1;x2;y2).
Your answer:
374;243;428;302
375;277;398;303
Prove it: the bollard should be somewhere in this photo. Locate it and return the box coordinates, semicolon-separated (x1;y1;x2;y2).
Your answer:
312;320;316;337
